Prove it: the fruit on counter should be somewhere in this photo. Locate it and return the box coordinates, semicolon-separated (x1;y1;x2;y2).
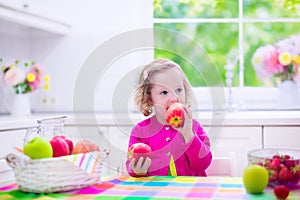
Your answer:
273;185;290;200
72;139;100;154
128;143;152;162
23;137;53;159
242;164;269;194
255;153;300;187
166;103;185;128
50;136;70;157
51;135;74;154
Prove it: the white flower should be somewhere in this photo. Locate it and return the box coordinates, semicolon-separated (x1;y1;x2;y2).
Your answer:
3;67;26;86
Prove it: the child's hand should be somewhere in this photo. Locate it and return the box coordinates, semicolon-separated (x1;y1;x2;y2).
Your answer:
129;157;151;176
177;104;194;143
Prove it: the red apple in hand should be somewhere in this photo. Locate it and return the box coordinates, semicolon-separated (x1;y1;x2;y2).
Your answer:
50;137;70;157
128;143;152;164
166;103;185;128
52;135;74;154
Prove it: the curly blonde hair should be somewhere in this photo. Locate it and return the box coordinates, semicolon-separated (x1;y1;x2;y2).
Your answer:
135;59;192;116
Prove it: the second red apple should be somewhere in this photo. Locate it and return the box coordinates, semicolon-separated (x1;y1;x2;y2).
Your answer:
52;135;74;154
50;137;70;157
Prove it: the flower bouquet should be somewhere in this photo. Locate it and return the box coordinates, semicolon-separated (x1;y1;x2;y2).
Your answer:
1;59;50;94
251;34;300;84
252;34;300;107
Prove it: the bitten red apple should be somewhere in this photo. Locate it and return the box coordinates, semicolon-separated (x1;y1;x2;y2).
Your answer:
128;143;152;163
72;139;100;154
52;135;74;154
50;137;70;157
166;103;185;128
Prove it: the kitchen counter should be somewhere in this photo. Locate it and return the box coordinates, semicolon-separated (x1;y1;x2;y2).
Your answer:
0;110;300;131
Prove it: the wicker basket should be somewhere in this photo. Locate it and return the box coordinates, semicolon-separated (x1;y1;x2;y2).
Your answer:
6;151;107;193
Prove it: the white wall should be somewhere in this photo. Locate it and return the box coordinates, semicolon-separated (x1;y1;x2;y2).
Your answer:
0;0;154;114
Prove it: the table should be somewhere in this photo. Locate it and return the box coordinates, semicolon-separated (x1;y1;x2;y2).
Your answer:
0;176;299;199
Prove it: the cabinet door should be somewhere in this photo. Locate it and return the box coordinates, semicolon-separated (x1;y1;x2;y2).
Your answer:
105;126;131;175
264;127;300;149
0;129;27;158
205;126;262;176
0;129;27;186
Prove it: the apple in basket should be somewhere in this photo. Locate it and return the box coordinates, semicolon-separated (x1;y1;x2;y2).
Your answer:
72;139;100;154
128;143;152;163
166;103;185;128
50;136;70;157
23;136;53;159
51;135;74;154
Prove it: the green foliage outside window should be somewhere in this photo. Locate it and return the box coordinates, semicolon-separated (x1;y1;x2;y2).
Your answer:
154;0;300;87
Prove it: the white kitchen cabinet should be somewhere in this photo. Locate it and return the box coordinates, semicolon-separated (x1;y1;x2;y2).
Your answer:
264;126;300;149
0;0;71;35
104;126;131;175
0;129;27;158
205;126;263;176
0;129;27;186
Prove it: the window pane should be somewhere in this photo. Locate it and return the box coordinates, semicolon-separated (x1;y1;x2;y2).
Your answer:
154;23;239;87
244;22;300;86
154;0;238;18
244;0;300;18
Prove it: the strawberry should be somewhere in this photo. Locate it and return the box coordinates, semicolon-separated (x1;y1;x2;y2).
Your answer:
273;185;290;200
291;168;300;183
269;158;281;171
278;167;293;183
285;159;295;169
256;161;263;166
273;154;281;159
269;170;278;183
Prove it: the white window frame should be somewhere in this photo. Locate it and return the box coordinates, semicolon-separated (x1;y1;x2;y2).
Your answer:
153;0;300;111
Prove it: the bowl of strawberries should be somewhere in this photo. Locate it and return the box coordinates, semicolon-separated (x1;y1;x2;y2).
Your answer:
247;148;300;189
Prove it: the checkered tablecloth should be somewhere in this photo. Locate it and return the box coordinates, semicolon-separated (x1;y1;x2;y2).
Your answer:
0;176;299;199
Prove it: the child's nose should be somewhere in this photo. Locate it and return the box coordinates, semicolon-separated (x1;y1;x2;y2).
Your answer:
168;93;179;103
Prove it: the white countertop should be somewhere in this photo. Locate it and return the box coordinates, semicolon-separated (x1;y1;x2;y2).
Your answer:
0;110;300;131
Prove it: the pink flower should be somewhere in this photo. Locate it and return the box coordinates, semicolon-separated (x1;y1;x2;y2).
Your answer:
27;70;41;90
263;49;284;74
32;64;44;76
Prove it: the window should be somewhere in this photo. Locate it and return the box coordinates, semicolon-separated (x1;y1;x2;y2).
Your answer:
153;0;300;110
153;0;300;87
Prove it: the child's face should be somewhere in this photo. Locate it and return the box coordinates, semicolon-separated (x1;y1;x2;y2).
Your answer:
150;68;186;121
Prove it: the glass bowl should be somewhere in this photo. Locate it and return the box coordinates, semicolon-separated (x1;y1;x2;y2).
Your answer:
247;148;300;189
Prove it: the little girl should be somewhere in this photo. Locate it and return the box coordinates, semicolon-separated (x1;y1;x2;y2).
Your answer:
126;59;212;177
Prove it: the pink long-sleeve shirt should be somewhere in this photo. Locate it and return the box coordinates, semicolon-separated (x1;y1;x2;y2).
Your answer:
126;115;212;177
